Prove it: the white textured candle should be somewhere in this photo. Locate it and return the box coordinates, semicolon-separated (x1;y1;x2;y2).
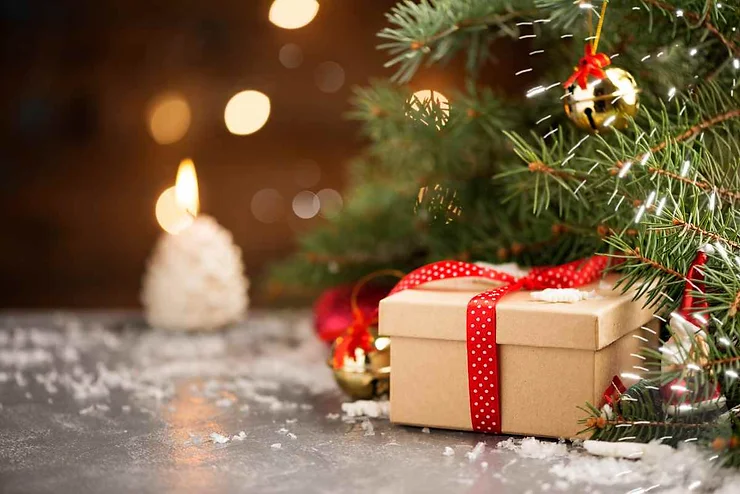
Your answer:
141;215;249;331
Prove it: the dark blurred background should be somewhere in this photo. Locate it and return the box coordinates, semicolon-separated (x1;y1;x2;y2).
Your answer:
0;0;519;308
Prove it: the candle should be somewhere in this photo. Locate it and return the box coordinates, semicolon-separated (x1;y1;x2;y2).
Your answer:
142;159;250;331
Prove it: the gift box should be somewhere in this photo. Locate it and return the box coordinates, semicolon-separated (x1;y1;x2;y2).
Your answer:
379;266;659;438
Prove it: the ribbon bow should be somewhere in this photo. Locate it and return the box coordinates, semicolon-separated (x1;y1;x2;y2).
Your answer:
331;307;376;369
563;44;612;90
389;255;610;433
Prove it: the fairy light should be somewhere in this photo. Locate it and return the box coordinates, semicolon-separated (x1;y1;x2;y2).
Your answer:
689;48;698;56
675;9;684;17
659;346;676;355
668;87;677;100
603;115;617;127
529;50;545;55
726;370;739;379
579;3;593;8
515;68;533;75
634;205;646;223
640;152;651;165
708;190;717;210
686;363;701;371
526;86;545;97
543;128;558;139
574;180;587;195
568;135;589;154
680;160;691;176
671;384;688;392
719;337;732;346
644;190;656;208
733;59;740;70
561;34;574;39
655;197;667;215
617;161;632;178
641;54;651;62
536;115;552;124
621;372;642;381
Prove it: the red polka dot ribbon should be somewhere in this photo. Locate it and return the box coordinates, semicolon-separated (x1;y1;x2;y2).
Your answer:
390;255;609;433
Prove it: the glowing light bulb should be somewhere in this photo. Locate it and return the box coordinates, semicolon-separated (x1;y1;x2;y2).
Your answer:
147;93;191;145
269;0;319;30
224;90;271;135
407;89;450;129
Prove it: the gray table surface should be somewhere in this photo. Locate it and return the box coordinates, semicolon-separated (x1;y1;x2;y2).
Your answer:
1;311;737;494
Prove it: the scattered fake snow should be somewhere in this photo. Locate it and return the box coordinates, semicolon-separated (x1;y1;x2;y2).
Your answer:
421;427;430;434
442;447;455;457
271;443;282;450
497;437;740;492
210;432;230;444
341;400;390;418
530;288;597;303
497;437;568;459
466;442;485;461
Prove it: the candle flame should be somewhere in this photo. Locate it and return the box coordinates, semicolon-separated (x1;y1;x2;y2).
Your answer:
175;158;199;217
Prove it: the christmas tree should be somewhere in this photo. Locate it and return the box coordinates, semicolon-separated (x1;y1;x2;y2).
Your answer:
274;0;740;465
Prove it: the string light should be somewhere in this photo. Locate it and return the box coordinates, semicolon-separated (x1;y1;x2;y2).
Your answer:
269;0;319;30
224;90;271;135
147;93;191;145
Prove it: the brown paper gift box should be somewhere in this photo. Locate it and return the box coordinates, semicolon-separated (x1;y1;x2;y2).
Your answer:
378;275;659;438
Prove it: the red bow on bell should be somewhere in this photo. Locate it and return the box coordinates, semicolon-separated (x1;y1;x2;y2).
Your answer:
331;308;376;369
563;44;612;90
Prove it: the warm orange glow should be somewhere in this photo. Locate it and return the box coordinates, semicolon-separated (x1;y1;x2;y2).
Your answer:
408;89;450;129
175;158;199;217
156;159;200;234
155;187;194;235
269;0;319;30
224;90;271;135
147;93;191;145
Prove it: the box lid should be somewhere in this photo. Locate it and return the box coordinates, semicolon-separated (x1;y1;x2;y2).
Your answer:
378;275;655;351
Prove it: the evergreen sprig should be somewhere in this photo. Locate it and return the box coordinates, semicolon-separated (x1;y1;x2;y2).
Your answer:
273;0;740;467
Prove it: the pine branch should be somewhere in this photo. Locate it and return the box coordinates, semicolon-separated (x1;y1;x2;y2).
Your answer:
669;218;740;250
642;0;740;55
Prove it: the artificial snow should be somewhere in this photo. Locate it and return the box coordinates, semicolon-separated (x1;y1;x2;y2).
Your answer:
530;288;597;303
341;400;390;418
270;443;282;450
442;447;455;457
465;442;485;461
232;431;247;441
210;432;230;444
421;427;430;434
497;437;568;459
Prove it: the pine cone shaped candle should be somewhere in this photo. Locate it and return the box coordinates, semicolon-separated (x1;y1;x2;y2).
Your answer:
142;215;249;331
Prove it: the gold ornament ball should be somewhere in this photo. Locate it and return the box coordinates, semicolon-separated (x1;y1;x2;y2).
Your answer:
564;67;639;133
329;335;391;400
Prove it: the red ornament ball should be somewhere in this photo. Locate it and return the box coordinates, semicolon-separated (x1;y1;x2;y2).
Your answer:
313;284;391;343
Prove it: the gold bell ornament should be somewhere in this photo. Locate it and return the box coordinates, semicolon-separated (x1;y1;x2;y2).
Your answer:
328;270;402;400
563;1;639;133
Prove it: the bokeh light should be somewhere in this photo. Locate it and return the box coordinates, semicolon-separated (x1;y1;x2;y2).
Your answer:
269;0;320;30
156;186;195;235
279;43;304;69
224;90;271;136
315;62;345;93
292;159;321;188
292;191;320;219
407;89;450;129
251;188;285;224
317;188;343;218
147;93;191;145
